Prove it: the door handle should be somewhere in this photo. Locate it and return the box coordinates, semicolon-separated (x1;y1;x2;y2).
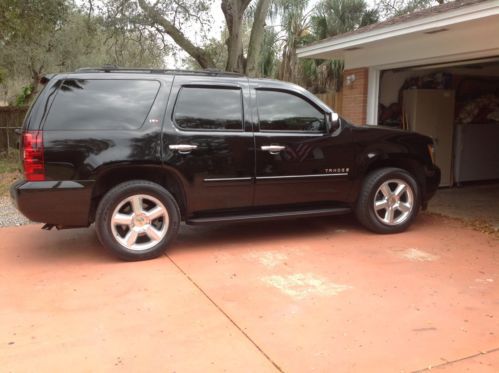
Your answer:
169;144;198;154
261;145;285;155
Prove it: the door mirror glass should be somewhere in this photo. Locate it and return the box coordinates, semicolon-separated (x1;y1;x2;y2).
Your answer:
328;112;340;133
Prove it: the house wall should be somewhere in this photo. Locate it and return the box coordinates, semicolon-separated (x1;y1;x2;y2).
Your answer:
341;68;368;125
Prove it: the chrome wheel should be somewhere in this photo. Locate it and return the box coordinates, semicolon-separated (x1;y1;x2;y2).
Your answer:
373;179;414;226
110;194;169;251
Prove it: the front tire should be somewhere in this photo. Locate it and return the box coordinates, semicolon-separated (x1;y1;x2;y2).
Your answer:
355;168;420;234
95;180;180;261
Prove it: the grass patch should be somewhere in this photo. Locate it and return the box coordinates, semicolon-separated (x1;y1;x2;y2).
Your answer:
0;148;21;196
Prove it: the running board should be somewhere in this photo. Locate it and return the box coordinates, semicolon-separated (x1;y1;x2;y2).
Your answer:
186;207;351;225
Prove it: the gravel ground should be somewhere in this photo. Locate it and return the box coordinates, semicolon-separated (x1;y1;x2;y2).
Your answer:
0;196;31;227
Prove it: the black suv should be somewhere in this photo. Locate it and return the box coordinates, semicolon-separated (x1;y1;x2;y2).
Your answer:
11;68;440;260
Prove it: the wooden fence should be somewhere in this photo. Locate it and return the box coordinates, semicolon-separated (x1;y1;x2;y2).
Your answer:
315;91;343;116
0;107;28;153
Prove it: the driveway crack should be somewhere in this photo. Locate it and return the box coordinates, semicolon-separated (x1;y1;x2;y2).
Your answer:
166;254;284;373
412;347;499;372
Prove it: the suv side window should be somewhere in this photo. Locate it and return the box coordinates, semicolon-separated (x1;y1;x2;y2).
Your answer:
256;89;326;133
173;86;243;131
44;79;160;130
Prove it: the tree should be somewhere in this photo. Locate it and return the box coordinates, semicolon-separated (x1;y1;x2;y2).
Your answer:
245;0;272;75
258;27;280;77
105;0;273;75
376;0;446;19
0;0;168;104
274;0;311;83
294;0;378;93
0;0;70;98
271;0;377;92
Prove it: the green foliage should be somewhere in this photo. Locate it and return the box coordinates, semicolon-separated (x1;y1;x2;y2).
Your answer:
15;85;33;107
278;0;378;92
0;0;169;104
258;28;280;77
376;0;445;19
311;0;379;40
103;0;214;64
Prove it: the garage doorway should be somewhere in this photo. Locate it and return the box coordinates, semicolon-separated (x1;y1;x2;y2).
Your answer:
377;58;499;231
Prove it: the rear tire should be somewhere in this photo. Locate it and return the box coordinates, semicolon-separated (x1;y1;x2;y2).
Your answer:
95;180;180;261
355;167;420;234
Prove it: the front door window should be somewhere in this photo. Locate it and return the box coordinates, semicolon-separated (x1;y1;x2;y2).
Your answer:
256;90;326;133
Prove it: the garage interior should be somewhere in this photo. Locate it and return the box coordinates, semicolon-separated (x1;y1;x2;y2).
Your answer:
378;57;499;231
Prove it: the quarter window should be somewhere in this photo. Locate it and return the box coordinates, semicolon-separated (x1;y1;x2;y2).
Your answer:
257;90;326;132
44;79;160;130
174;87;243;131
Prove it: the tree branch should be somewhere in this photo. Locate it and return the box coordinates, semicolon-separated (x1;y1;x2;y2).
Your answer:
137;0;215;68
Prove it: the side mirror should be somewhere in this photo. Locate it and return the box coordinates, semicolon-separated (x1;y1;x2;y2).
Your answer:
327;112;340;133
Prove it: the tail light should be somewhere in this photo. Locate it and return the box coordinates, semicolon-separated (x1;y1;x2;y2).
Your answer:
22;131;45;181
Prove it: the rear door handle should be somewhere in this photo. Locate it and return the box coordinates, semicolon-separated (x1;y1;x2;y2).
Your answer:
169;144;198;154
261;145;285;155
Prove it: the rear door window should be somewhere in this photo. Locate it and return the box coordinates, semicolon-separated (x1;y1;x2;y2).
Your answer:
173;86;243;131
44;79;160;130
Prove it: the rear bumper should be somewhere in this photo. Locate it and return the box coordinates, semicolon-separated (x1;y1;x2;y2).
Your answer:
10;180;94;227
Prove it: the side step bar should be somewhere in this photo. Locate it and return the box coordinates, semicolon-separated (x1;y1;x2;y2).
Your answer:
186;207;351;225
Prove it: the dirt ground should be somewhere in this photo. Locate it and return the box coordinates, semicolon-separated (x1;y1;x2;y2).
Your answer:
428;183;499;233
1;213;498;372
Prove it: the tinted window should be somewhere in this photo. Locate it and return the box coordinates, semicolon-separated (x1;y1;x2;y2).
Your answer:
257;90;326;132
44;79;160;130
174;87;243;131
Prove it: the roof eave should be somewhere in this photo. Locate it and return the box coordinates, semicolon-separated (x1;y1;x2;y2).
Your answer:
297;0;499;58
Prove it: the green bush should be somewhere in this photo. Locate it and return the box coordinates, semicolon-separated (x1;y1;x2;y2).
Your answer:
15;85;33;107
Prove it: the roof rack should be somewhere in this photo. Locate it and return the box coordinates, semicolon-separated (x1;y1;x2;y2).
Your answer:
74;66;244;77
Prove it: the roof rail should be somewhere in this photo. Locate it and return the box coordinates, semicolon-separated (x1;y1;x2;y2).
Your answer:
74;66;244;77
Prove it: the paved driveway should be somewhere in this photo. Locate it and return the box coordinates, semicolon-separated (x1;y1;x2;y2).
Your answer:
1;214;498;372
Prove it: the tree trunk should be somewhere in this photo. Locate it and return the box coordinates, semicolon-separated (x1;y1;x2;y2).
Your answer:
245;0;271;77
221;0;251;73
25;68;42;105
137;0;216;69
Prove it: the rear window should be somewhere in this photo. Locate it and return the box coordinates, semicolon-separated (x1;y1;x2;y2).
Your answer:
44;79;160;130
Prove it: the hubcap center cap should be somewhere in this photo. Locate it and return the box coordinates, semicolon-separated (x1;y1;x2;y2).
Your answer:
133;214;149;227
389;195;398;205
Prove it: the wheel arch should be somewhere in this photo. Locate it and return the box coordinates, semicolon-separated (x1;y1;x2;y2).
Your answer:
89;164;188;222
362;155;426;205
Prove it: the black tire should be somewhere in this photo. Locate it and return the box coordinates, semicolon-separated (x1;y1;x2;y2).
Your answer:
95;180;180;261
355;167;420;234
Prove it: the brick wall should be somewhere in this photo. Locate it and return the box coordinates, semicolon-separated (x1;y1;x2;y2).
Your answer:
341;68;368;125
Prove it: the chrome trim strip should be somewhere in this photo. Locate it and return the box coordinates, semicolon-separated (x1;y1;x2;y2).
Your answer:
204;177;253;182
257;173;348;180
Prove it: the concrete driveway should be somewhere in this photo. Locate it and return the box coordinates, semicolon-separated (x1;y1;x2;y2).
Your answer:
1;214;498;372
